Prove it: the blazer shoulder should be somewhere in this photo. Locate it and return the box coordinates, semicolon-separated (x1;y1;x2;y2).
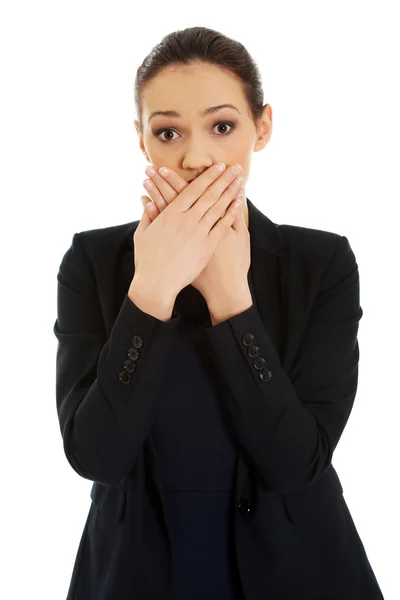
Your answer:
277;222;355;270
75;220;138;260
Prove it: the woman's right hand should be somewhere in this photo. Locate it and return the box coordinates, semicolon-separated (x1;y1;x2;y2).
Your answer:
132;163;243;300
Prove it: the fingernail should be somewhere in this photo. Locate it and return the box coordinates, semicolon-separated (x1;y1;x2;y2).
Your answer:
145;166;156;177
159;167;169;176
231;164;242;175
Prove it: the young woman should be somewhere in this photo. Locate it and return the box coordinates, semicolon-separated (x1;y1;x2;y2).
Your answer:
54;26;384;600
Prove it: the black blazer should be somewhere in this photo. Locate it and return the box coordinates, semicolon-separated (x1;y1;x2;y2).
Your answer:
54;198;384;600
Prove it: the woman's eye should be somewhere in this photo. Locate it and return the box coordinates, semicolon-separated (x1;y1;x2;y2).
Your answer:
155;121;236;143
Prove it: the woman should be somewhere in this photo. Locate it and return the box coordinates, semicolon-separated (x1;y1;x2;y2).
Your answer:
54;26;384;600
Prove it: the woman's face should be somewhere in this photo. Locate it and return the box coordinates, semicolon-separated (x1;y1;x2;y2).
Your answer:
134;62;272;227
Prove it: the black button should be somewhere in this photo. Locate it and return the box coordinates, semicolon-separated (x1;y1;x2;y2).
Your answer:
242;333;255;346
237;498;252;517
131;335;143;349
248;344;260;358
253;356;266;370
123;359;136;373
127;347;140;361
118;371;131;384
259;368;272;381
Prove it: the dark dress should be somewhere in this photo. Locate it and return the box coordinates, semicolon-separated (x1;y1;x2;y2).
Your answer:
150;271;257;599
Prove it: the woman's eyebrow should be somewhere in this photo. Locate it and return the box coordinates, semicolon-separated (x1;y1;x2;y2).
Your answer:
148;103;241;124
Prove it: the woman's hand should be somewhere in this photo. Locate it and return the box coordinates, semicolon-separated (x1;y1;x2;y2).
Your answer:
140;165;249;304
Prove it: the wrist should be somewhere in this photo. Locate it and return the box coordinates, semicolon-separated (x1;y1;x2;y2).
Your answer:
128;277;176;322
207;286;253;322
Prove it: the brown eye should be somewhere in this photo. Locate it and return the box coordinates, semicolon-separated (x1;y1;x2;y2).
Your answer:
154;121;236;143
216;123;230;134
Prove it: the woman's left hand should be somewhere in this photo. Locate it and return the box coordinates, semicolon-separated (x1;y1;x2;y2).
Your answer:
140;166;250;304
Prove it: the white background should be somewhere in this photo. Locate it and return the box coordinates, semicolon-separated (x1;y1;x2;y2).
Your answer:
1;1;398;598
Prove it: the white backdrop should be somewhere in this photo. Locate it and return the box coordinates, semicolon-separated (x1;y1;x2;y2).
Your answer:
1;1;398;598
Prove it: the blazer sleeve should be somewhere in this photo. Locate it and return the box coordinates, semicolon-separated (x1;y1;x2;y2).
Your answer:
53;232;179;485
202;235;363;494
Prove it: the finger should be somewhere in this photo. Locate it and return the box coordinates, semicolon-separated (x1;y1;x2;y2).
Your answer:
231;187;246;230
176;163;241;213
140;195;159;221
200;176;242;232
206;165;242;207
183;163;226;202
144;167;184;207
143;178;168;212
156;167;188;199
209;197;242;243
137;196;154;231
146;163;223;212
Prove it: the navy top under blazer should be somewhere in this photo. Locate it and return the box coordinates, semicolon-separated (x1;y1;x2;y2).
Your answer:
150;272;258;599
54;198;385;600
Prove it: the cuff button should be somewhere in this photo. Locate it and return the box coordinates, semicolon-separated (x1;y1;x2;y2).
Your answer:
259;369;272;382
242;333;255;346
131;335;144;349
123;359;136;373
118;371;131;384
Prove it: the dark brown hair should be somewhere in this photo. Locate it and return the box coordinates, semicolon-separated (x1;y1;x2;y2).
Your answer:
134;26;267;136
